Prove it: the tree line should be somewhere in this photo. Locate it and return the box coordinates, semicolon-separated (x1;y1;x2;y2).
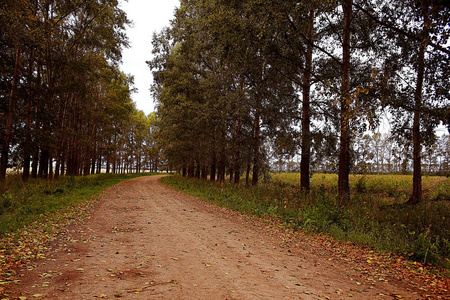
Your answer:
149;0;449;204
273;133;450;176
0;0;160;181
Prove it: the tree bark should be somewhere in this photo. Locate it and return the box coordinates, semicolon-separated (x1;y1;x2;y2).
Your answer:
338;0;352;203
23;47;36;181
0;46;21;181
252;112;260;186
210;148;216;181
409;1;430;205
300;8;314;193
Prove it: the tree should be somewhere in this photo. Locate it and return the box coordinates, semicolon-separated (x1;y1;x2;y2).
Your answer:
0;0;141;181
360;0;450;203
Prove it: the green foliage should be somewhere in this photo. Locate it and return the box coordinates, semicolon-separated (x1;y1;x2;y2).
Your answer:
0;173;154;234
162;175;450;269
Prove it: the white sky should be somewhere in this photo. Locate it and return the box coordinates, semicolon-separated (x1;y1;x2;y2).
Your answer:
120;0;180;115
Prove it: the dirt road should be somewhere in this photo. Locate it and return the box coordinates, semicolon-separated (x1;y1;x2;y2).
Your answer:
8;176;444;299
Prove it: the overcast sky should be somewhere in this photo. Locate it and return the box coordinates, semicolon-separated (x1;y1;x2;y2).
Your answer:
120;0;180;115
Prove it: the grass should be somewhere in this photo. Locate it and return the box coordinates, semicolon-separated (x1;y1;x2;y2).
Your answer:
0;173;155;234
161;174;450;270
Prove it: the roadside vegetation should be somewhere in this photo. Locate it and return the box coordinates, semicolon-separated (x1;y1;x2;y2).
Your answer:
0;173;155;234
161;174;450;271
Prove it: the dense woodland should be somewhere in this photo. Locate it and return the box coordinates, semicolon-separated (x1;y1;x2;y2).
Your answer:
0;0;160;181
149;0;450;204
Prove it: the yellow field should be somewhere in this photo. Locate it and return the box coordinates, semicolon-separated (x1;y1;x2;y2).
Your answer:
271;173;450;202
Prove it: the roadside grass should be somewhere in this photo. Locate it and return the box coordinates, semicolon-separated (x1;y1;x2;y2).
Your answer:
0;173;155;234
161;174;450;271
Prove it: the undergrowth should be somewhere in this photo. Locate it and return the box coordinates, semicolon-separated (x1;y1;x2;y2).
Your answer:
161;175;450;271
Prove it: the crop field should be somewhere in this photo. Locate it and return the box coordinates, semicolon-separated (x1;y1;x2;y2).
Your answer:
271;173;450;203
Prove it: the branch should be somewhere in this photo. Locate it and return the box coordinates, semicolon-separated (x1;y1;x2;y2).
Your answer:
354;2;450;56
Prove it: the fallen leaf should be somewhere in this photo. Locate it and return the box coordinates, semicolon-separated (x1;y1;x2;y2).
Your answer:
94;294;107;298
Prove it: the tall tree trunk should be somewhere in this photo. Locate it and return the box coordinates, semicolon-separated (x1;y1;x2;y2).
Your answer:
39;149;49;179
252;112;260;186
218;143;226;182
234;118;242;184
23;47;36;181
338;0;352;203
210;148;216;181
97;156;102;174
409;1;430;205
300;8;314;193
48;154;53;180
195;157;201;179
31;147;39;179
0;46;21;181
188;155;195;178
246;161;251;185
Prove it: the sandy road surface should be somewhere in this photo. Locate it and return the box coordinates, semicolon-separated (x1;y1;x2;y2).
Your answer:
8;176;436;299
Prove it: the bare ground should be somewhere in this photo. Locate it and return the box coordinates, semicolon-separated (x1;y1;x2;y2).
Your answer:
7;175;449;299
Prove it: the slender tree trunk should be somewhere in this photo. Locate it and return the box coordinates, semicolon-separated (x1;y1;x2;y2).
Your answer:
229;166;234;183
218;143;226;182
210;148;216;181
234;118;242;184
300;8;314;193
246;161;251;185
338;0;352;203
23;47;36;181
39;149;49;179
188;155;195;178
97;156;102;174
409;1;429;205
195;158;201;179
31;147;39;179
201;161;207;179
252;112;260;186
0;46;20;181
48;154;53;180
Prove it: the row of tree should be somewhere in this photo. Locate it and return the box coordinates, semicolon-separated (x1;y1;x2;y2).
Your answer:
149;0;449;203
0;0;159;181
273;133;450;175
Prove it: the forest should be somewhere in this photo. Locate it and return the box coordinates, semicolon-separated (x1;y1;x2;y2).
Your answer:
149;0;450;204
0;0;161;182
